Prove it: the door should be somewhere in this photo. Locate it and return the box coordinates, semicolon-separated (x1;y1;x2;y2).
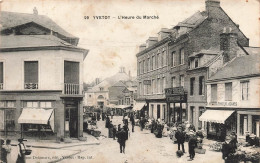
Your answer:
157;105;160;119
65;101;78;138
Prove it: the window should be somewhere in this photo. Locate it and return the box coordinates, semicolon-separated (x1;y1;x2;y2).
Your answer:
198;107;205;129
64;61;80;94
171;52;175;67
152;56;155;70
180;75;184;87
40;102;52;108
139;82;142;95
190;77;195;96
0;62;3;90
162;77;165;93
99;87;104;91
225;82;232;101
152;79;155;94
211;84;218;102
180;48;184;65
151;104;154;118
195;58;199;68
147;58;150;71
157;53;160;68
157;78;160;93
171;77;176;87
0;101;16;132
143;60;145;73
25;101;38;108
199;76;205;95
241;81;249;101
161;50;165;66
24;61;38;89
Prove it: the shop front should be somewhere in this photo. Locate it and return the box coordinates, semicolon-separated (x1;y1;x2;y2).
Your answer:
165;87;187;123
199;109;236;141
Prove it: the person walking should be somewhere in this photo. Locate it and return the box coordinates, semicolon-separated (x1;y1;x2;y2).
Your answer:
188;131;197;161
3;139;12;163
16;138;26;163
116;128;127;153
139;117;145;131
130;114;135;132
123;124;129;140
175;126;186;153
112;125;117;140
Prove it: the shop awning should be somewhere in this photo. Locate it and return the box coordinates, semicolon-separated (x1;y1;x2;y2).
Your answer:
199;110;234;124
133;102;146;111
116;105;131;109
18;108;54;125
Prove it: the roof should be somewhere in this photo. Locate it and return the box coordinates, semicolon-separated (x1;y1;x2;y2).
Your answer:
243;47;260;55
1;11;76;38
174;11;207;29
208;54;260;81
189;47;220;58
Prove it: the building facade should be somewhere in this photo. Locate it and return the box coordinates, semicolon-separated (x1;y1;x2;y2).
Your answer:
0;11;88;140
136;0;249;125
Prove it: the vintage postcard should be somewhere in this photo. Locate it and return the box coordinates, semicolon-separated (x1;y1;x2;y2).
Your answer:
0;0;259;163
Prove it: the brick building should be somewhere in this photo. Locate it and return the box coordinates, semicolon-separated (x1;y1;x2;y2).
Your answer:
0;10;88;140
136;0;249;125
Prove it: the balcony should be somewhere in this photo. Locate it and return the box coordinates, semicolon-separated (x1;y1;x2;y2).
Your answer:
0;83;3;90
24;83;38;89
64;83;80;95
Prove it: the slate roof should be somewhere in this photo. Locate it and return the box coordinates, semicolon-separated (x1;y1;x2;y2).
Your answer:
0;11;76;38
174;11;207;29
208;54;260;81
0;35;76;48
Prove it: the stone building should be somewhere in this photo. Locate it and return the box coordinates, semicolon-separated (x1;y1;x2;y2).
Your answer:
0;10;88;140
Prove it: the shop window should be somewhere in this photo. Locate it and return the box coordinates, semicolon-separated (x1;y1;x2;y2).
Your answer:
0;109;15;132
190;77;195;96
199;76;205;95
40;102;52;108
225;82;232;101
211;84;218;102
241;81;249;101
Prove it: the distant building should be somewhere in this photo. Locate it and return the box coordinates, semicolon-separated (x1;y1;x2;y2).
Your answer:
84;67;132;110
0;10;88;139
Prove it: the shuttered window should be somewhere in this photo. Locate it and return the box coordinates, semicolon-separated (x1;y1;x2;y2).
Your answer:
24;61;38;83
64;61;79;84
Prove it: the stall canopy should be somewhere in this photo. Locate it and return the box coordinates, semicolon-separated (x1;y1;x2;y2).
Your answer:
133;102;146;111
18;108;54;125
199;110;234;124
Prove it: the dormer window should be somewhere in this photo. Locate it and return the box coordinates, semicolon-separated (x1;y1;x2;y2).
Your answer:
195;58;199;68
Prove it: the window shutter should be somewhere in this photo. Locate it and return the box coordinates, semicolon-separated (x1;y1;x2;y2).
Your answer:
24;61;38;83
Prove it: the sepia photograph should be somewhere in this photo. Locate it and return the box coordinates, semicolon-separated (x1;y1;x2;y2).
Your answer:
0;0;259;162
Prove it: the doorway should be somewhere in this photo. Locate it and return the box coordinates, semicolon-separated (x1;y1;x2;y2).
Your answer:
65;101;78;138
157;105;160;119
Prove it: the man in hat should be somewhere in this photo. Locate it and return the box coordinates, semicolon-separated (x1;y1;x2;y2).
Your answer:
116;128;127;153
175;126;186;153
188;130;197;161
16;138;26;163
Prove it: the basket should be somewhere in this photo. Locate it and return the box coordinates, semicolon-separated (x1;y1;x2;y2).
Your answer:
23;149;32;155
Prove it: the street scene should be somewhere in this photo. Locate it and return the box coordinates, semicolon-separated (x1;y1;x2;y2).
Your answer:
0;0;260;163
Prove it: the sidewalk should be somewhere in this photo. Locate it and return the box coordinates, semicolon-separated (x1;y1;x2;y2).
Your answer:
9;132;100;149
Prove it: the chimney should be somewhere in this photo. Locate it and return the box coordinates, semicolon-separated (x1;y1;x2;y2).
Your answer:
206;0;220;18
146;37;158;48
33;7;38;15
95;78;100;85
139;44;146;52
158;28;171;41
220;27;239;63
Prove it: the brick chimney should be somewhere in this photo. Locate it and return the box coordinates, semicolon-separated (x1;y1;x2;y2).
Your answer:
220;27;239;63
139;44;146;52
206;0;220;18
146;37;158;48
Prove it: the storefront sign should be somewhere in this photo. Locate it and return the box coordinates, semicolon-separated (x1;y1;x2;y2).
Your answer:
166;95;186;103
165;87;185;96
143;80;151;85
209;102;238;106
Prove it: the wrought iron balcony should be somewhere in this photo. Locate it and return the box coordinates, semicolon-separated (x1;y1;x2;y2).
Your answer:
64;83;80;95
24;83;38;89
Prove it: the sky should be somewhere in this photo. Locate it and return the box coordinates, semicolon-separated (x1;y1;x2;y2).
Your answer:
1;0;259;83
